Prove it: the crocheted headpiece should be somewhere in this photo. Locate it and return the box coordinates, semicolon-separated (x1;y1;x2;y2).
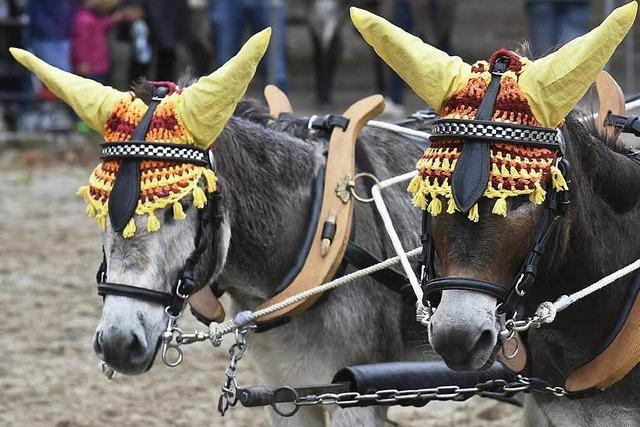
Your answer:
10;28;271;237
351;3;637;220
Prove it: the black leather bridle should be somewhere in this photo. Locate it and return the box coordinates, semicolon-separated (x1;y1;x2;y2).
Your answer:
95;85;223;318
419;55;571;320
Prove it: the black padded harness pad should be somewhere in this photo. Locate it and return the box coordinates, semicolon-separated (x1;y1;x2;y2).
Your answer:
333;361;516;394
450;58;509;212
108;87;169;232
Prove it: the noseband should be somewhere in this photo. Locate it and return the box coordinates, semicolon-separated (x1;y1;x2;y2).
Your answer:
419;56;571;320
95;85;223;319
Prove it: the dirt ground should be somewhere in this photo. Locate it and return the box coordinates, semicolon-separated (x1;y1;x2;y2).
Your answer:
0;151;522;426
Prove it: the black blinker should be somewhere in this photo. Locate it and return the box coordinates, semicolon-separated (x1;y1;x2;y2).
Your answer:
450;57;510;212
108;86;169;232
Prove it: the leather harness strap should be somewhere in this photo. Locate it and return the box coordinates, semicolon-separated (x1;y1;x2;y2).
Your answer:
504;72;640;392
255;94;385;324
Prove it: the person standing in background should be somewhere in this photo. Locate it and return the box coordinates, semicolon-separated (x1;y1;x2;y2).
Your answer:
72;0;120;84
144;0;188;82
526;0;592;57
209;0;288;92
383;0;457;120
28;0;75;72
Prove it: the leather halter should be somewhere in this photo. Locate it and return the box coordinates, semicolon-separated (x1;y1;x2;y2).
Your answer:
95;85;223;319
419;55;570;321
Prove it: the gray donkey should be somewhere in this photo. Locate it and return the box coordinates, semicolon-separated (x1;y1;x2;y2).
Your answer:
10;40;432;426
101;99;431;426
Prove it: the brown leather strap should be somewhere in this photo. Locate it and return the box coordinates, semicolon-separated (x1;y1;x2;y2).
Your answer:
497;332;528;373
566;294;640;392
596;71;625;141
188;285;225;324
256;95;385;323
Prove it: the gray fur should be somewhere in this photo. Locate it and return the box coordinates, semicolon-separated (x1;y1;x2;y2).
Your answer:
94;98;431;425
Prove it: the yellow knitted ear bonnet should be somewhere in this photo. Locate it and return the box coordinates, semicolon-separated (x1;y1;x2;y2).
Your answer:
351;3;636;221
10;28;271;237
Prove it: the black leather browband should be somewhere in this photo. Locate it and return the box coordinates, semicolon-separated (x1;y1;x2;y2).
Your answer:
431;118;561;149
100;141;210;166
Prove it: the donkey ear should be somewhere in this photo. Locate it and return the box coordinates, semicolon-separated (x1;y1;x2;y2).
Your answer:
350;7;471;113
519;1;637;128
9;48;127;133
177;28;271;149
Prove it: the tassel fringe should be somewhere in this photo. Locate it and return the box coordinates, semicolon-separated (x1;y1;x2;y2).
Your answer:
147;211;161;233
446;197;457;214
97;213;107;230
407;174;422;194
412;190;427;210
551;166;568;191
468;204;479;222
427;196;442;216
123;218;137;238
173;202;187;220
492;198;508;217
193;187;207;209
202;168;218;192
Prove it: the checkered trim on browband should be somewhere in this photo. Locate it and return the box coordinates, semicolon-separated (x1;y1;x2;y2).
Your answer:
430;119;561;148
100;142;210;166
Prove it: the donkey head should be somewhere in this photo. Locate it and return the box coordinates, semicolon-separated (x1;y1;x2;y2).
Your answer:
10;28;270;374
352;3;636;370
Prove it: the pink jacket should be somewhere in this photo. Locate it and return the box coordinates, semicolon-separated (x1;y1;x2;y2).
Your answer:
71;8;114;76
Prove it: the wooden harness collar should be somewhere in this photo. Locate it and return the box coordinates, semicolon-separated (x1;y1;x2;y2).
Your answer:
188;86;385;328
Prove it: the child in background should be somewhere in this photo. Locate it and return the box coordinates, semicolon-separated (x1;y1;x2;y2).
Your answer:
71;0;120;83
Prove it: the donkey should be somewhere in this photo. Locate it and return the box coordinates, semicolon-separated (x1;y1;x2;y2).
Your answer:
10;30;430;426
351;3;640;426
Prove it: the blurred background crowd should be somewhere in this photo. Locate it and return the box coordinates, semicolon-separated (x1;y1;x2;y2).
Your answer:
0;0;635;133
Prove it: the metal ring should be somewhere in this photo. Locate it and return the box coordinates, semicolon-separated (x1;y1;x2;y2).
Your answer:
161;344;183;367
349;173;380;203
272;387;300;417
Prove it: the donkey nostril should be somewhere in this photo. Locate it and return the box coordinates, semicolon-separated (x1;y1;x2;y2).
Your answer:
94;330;104;355
128;332;147;357
473;329;496;353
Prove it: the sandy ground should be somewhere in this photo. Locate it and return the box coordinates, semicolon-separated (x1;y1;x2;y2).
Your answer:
0;153;522;426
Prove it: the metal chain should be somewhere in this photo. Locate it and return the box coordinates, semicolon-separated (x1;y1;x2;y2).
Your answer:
292;375;566;410
218;328;250;416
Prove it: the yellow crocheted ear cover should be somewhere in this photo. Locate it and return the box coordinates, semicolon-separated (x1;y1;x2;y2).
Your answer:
350;7;470;113
350;2;636;126
178;27;271;148
519;1;637;127
77;93;218;238
11;29;270;237
9;47;127;132
406;52;568;222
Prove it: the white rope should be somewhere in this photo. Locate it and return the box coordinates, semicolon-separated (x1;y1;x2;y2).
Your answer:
554;257;640;313
366;120;431;140
212;247;423;337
